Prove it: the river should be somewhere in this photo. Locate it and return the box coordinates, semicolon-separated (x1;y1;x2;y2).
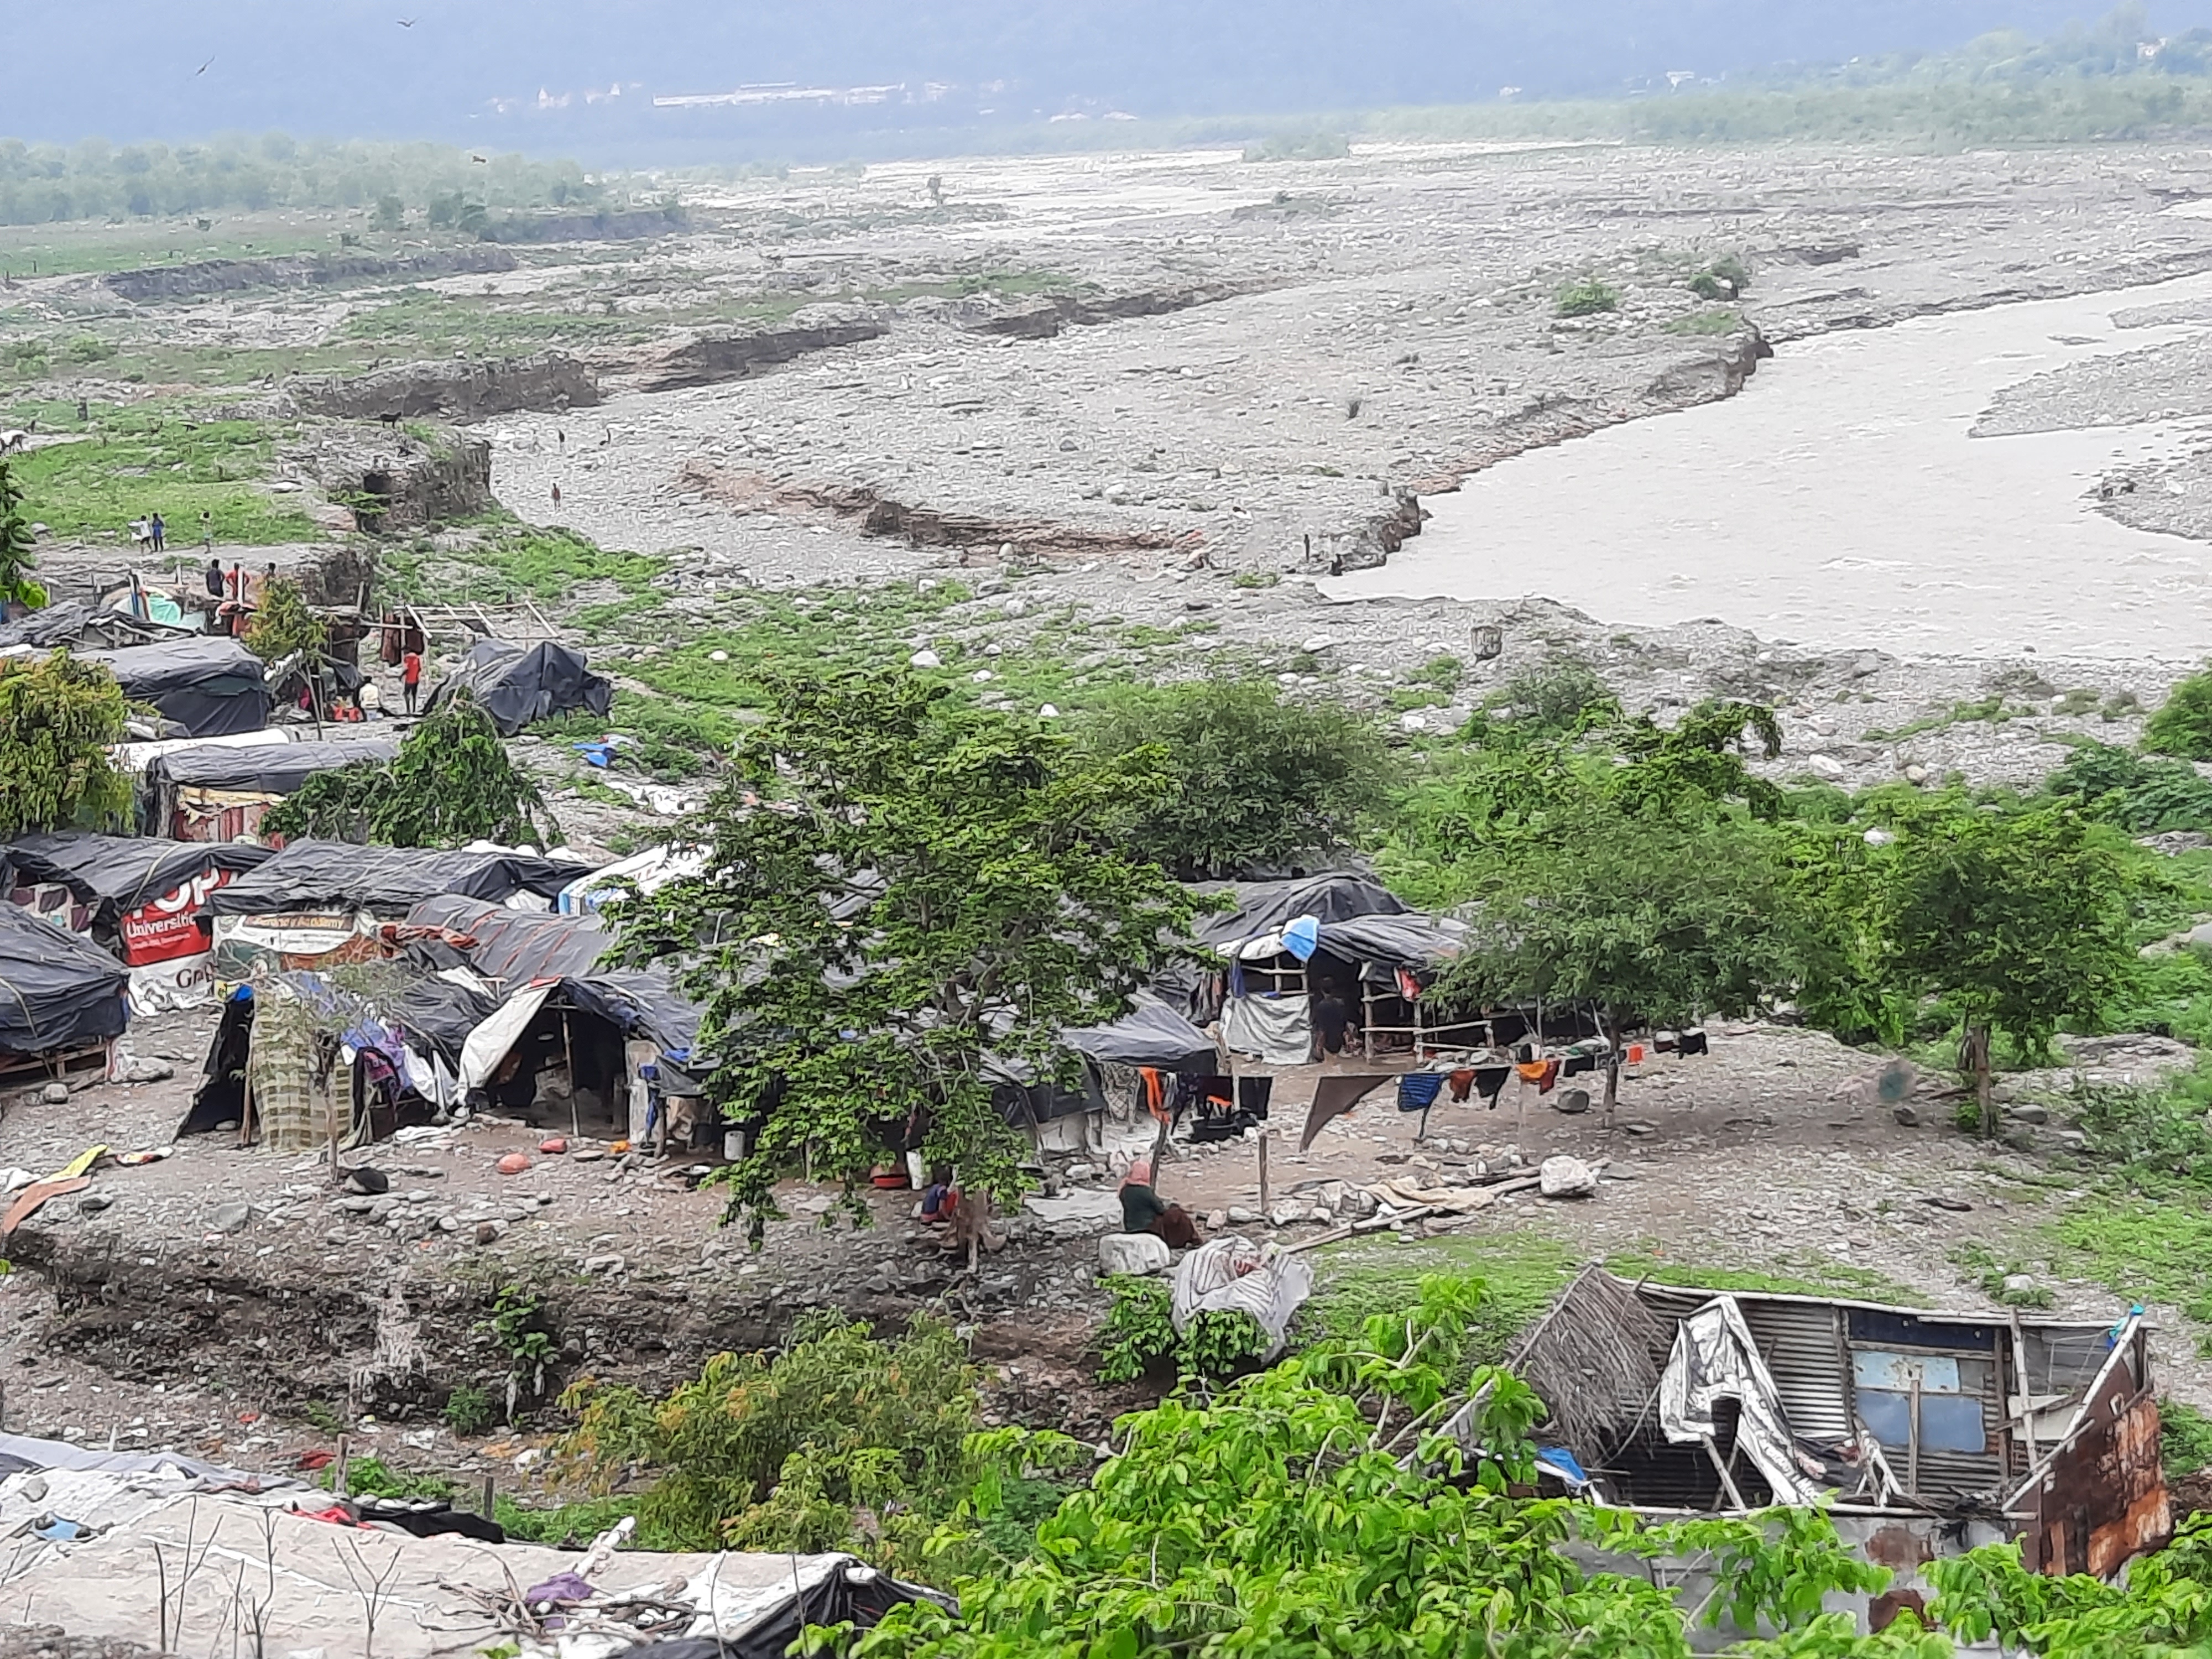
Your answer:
1324;273;2212;661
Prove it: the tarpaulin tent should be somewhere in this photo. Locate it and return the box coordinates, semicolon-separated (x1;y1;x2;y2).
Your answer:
1191;872;1408;948
425;639;612;736
0;832;276;1010
82;637;271;738
0;901;131;1058
139;734;400;842
1063;995;1220;1073
204;842;593;979
210;842;593;919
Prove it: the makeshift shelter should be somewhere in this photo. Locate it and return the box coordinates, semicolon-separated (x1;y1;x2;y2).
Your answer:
1513;1273;2168;1619
139;733;400;843
0;831;275;1010
0;598;190;652
183;968;501;1146
206;842;592;978
81;637;271;738
0;1430;947;1659
1196;874;1475;1066
404;894;700;1141
425;638;612;735
0;901;132;1081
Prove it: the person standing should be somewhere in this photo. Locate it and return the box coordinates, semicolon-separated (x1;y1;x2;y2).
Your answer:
200;509;213;553
401;646;422;715
150;513;165;553
203;559;223;598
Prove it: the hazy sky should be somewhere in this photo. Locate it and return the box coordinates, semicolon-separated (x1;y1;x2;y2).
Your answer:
12;1;2208;154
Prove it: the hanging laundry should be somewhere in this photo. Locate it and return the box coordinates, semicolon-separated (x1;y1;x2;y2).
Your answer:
1654;1034;1679;1053
1138;1068;1169;1121
1395;967;1422;1003
1562;1052;1596;1078
1626;1044;1646;1066
1515;1060;1551;1084
1282;915;1321;962
1397;1072;1446;1113
1238;1075;1274;1117
1447;1068;1477;1103
1679;1030;1710;1057
1474;1065;1511;1105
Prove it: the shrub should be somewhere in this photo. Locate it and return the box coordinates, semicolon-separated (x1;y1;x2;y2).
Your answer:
2145;665;2212;759
1555;276;1622;317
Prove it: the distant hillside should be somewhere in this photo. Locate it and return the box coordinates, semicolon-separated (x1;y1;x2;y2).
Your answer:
11;0;2210;158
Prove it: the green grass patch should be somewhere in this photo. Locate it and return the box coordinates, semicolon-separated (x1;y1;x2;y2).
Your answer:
9;415;317;545
1665;308;1746;336
1303;1230;1575;1360
538;692;740;780
2165;1399;2212;1479
2050;1193;2212;1345
1605;1246;1927;1307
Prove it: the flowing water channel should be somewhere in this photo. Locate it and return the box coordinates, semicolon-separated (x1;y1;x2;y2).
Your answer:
1326;273;2212;661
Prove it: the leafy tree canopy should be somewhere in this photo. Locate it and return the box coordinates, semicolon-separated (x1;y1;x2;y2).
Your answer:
242;573;326;665
1877;801;2136;1124
0;459;51;612
1074;677;1391;879
0;650;129;838
261;696;556;848
612;671;1203;1240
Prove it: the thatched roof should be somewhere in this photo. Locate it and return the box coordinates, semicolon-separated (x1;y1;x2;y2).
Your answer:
1509;1266;1668;1457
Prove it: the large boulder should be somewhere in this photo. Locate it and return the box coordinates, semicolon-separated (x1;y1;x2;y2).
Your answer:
1099;1232;1172;1277
1538;1156;1599;1199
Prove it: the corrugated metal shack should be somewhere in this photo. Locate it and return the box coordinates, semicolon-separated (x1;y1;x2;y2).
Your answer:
1519;1271;2169;1609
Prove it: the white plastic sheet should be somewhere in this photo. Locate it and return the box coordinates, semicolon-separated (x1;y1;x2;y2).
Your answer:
1171;1237;1313;1360
1657;1295;1820;1506
1222;994;1311;1066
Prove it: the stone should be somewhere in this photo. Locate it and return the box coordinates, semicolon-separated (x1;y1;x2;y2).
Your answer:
1904;764;1930;784
1537;1156;1599;1199
1269;1201;1315;1227
1098;1233;1172;1276
2002;1273;2044;1299
1806;754;1847;779
337;1196;377;1214
496;1153;532;1175
539;1138;568;1155
908;649;941;668
475;1221;503;1245
40;1083;66;1105
1553;1088;1591;1115
436;1214;462;1233
1206;1209;1228;1231
342;1167;389;1196
1893;1105;1920;1127
2008;1102;2051;1125
77;1193;112;1214
582;1254;627;1275
1226;1205;1259;1224
1863;827;1896;847
210;1202;251;1234
708;649;729;662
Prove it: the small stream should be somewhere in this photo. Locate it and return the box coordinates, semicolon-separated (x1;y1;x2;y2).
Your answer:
1326;273;2212;661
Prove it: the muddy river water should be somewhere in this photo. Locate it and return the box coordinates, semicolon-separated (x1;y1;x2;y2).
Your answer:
1329;272;2212;661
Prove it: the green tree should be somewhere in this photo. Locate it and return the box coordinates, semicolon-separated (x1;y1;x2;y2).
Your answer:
262;696;556;848
242;574;326;664
2142;664;2212;760
1879;804;2135;1137
1076;677;1392;878
1434;796;1813;1110
0;458;50;611
0;651;131;837
609;671;1202;1240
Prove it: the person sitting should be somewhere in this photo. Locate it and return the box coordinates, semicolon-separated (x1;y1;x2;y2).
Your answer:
1120;1159;1201;1249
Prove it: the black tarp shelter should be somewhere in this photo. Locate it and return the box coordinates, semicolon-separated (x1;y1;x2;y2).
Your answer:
139;735;400;837
1191;872;1408;948
207;842;593;919
83;638;271;738
0;833;275;934
0;902;131;1056
426;640;612;737
1062;995;1219;1073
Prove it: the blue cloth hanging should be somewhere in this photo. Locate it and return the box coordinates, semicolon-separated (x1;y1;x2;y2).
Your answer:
1282;915;1321;962
1396;1072;1446;1112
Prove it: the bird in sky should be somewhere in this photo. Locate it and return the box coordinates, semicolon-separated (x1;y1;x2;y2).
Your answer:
471;154;488;163
194;54;216;76
397;17;416;25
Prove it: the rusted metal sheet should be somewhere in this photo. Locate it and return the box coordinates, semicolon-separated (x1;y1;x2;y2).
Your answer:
2017;1332;2169;1577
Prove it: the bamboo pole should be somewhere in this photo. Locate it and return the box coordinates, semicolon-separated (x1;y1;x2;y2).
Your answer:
560;1010;581;1140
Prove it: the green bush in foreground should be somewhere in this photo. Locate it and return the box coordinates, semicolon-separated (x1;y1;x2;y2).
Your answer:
2144;665;2212;761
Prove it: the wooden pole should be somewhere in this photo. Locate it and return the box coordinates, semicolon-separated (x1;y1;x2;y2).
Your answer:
335;1435;351;1499
1257;1129;1270;1214
1907;1375;1923;1497
2009;1311;2038;1468
560;1010;581;1140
